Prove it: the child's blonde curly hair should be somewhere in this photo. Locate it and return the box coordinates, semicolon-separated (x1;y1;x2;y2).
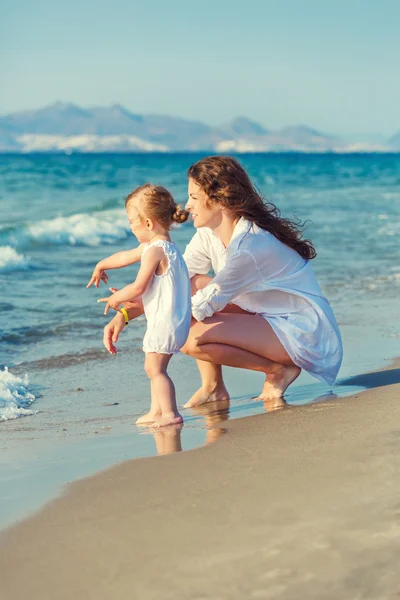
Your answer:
125;183;189;230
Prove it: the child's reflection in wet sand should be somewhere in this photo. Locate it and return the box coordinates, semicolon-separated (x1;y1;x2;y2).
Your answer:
152;423;183;455
260;395;286;412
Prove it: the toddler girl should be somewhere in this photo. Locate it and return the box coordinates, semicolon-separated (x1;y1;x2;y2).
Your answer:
87;184;191;427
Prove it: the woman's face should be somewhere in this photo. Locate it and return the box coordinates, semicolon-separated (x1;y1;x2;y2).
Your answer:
186;178;222;229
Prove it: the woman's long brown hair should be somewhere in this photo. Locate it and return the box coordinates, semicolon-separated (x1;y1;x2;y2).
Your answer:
188;156;316;260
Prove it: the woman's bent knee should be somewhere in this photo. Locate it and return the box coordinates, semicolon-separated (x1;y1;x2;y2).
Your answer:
181;335;200;357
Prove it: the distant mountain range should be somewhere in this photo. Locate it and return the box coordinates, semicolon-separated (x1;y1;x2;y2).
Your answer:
0;102;399;153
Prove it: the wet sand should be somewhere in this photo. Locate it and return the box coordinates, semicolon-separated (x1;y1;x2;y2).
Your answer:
1;362;400;600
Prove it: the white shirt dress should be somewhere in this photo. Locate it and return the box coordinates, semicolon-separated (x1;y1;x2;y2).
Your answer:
141;240;191;355
183;218;343;385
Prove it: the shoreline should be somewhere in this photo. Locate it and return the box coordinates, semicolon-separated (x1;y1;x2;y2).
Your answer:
0;357;369;530
1;360;399;599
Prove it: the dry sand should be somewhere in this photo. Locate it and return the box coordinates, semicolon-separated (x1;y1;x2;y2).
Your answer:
1;362;400;600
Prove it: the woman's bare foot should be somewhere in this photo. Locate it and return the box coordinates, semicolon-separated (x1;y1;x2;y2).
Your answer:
183;384;230;408
152;413;183;428
136;410;161;425
257;365;301;400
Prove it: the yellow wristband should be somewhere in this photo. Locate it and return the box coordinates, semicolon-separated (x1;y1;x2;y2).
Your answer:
120;307;129;326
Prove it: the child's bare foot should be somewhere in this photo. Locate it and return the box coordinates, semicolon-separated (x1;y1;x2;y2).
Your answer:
152;413;183;428
183;384;229;408
136;410;161;425
257;365;301;400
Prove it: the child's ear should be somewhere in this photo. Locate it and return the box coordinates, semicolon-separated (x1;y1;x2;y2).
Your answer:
145;218;153;230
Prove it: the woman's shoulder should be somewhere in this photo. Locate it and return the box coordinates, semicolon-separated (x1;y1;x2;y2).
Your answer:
235;221;273;253
234;221;304;267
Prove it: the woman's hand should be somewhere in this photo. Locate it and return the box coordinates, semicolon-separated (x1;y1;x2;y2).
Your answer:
103;312;125;354
98;293;121;315
98;288;128;315
87;265;108;288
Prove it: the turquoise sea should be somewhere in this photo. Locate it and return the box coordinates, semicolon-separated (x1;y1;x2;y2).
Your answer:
1;153;399;527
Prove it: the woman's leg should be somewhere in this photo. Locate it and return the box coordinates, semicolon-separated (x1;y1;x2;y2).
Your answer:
186;359;230;406
185;275;268;406
182;313;301;406
186;275;230;405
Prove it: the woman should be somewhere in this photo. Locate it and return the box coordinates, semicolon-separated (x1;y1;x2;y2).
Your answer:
103;156;343;406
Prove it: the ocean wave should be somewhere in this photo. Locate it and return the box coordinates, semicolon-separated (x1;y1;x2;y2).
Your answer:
0;246;31;272
1;209;131;249
19;348;112;371
0;302;14;312
323;269;400;296
0;367;37;422
0;321;102;345
16;346;143;372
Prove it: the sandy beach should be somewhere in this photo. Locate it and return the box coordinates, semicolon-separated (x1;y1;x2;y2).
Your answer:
1;361;399;600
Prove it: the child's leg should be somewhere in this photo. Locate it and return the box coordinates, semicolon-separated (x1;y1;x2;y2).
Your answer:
135;380;161;424
144;353;183;428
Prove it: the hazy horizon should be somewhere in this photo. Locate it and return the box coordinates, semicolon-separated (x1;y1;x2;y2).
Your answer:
2;0;400;135
1;101;397;141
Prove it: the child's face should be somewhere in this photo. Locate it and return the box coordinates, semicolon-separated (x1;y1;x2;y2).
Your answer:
126;201;152;243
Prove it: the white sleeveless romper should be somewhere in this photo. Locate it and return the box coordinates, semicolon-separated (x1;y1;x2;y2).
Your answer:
141;240;191;355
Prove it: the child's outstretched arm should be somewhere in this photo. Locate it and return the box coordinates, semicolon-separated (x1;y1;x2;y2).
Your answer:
98;245;164;314
86;245;144;288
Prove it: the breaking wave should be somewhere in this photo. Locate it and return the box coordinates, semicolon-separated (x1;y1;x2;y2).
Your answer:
0;246;31;272
0;367;37;422
0;209;131;249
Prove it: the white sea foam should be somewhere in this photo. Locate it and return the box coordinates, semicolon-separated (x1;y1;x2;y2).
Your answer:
7;209;131;248
377;220;400;236
0;367;36;421
0;246;31;272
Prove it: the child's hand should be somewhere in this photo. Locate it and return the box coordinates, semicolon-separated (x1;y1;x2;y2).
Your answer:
98;289;124;315
87;266;108;289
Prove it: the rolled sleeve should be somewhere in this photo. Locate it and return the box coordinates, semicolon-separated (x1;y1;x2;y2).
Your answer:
191;285;221;321
191;250;262;321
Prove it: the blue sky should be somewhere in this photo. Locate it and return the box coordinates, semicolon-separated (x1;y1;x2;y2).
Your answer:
1;0;399;135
